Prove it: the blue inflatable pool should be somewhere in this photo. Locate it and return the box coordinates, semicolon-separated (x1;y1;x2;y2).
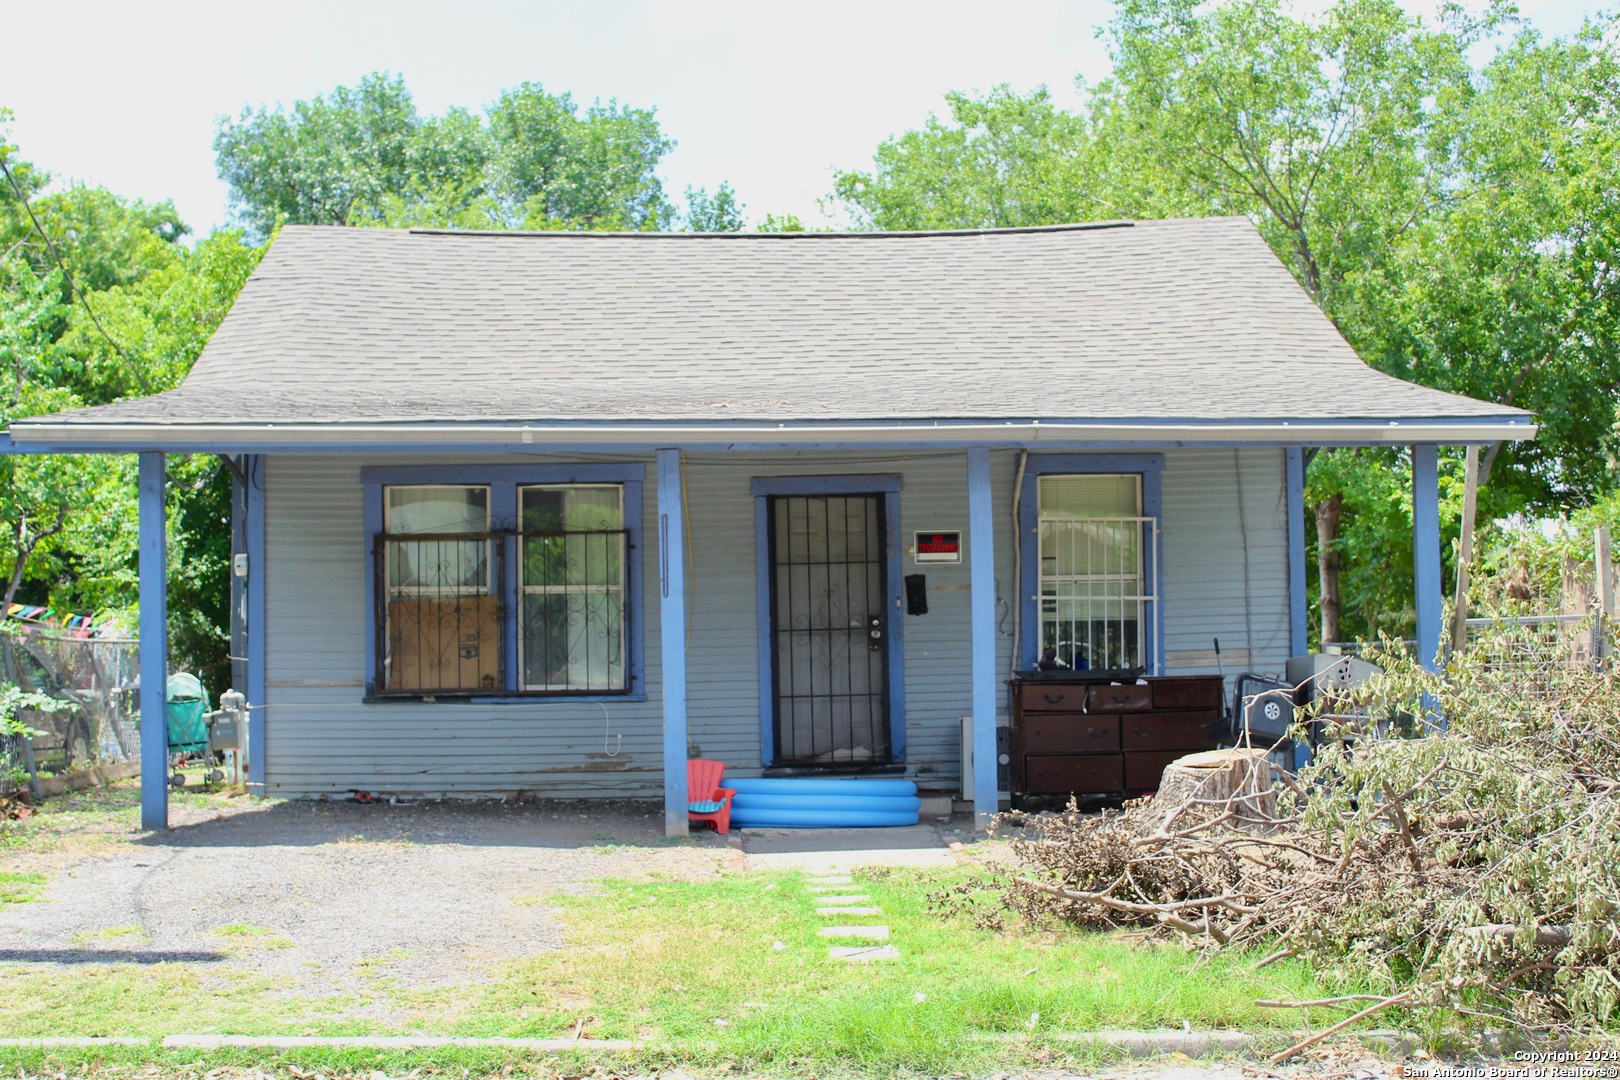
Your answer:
727;777;918;797
726;776;922;828
728;807;921;829
732;793;922;814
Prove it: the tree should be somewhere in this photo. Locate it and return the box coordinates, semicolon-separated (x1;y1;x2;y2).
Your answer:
833;0;1620;643
215;74;689;236
484;83;674;230
4;120;266;691
832;86;1122;230
214;73;437;239
684;183;745;232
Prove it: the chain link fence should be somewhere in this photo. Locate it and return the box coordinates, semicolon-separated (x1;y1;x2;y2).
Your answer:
1;627;140;796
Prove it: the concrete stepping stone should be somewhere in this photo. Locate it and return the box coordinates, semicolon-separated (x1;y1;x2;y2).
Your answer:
817;925;890;941
817;906;881;917
829;944;900;962
813;894;870;904
808;885;854;893
808;875;853;885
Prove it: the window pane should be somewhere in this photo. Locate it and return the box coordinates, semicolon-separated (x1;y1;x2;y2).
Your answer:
381;486;496;694
522;591;624;691
1037;473;1147;671
385;486;489;592
1038;475;1139;517
518;484;627;692
521;485;621;532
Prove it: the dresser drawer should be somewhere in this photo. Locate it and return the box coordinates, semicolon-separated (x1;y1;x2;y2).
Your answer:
1021;713;1120;754
1120;709;1221;751
1124;750;1187;791
1086;683;1153;712
1018;683;1090;712
1023;754;1124;795
1149;676;1226;710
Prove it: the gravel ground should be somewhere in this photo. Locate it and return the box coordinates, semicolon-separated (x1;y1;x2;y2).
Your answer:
0;795;734;995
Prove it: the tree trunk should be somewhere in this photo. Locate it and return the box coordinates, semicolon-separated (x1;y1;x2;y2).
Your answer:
1315;494;1344;646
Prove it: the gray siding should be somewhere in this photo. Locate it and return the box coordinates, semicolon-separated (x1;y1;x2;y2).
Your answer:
261;448;1288;798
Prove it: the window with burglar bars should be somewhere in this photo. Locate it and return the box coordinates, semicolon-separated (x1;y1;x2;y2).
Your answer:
376;483;628;696
1037;474;1158;671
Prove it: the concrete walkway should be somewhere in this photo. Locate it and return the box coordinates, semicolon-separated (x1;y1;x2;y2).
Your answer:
733;821;969;871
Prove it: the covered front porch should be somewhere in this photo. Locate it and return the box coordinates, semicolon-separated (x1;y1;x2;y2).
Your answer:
114;436;1460;835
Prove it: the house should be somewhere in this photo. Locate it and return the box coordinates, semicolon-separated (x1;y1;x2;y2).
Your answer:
1;217;1535;834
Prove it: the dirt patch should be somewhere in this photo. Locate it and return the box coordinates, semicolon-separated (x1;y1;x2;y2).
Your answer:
0;795;730;998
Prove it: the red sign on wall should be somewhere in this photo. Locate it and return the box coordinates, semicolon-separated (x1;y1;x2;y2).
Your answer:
914;531;962;563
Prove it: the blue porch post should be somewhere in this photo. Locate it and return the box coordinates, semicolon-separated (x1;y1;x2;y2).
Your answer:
1285;447;1308;659
656;449;689;837
967;448;998;829
1412;444;1443;674
244;455;267;793
138;452;169;831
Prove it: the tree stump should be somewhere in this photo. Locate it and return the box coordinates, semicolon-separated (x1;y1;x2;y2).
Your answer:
1151;748;1279;829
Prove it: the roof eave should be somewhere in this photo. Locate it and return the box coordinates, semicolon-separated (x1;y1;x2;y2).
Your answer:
2;416;1539;455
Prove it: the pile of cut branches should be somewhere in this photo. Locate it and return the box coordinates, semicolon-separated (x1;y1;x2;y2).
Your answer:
972;636;1620;1045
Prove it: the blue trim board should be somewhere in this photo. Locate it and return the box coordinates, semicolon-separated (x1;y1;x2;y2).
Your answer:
884;489;907;762
967;448;999;827
751;474;903;496
751;473;907;767
361;462;647;700
1285;447;1308;658
138;453;169;831
755;497;775;768
656;449;689;836
1412;444;1444;674
244;455;267;791
1017;453;1167;674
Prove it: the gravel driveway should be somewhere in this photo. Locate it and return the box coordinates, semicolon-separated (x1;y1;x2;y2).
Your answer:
0;796;733;996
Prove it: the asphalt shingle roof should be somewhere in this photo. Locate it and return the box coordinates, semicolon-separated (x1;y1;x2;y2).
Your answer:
29;217;1525;429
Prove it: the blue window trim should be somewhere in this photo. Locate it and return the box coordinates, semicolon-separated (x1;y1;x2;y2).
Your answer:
1018;453;1166;675
361;463;646;703
750;475;905;766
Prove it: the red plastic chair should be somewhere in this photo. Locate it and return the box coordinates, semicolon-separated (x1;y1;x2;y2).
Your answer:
687;759;736;835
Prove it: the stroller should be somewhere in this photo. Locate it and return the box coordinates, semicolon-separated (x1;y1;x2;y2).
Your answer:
166;673;224;787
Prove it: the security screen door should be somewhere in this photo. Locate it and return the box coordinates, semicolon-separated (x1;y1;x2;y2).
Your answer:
768;494;891;766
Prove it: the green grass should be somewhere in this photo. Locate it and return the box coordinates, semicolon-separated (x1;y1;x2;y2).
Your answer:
214;923;293;950
0;870;47;904
69;925;153;945
0;862;1380;1075
0;964;384;1040
407;866;1360;1072
0;777;247;853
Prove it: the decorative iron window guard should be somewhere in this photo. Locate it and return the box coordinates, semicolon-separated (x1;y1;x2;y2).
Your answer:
372;528;631;697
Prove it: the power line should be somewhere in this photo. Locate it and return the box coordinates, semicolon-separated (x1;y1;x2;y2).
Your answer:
0;150;151;395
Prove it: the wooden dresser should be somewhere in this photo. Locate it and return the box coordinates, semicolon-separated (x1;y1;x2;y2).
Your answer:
1009;674;1226;803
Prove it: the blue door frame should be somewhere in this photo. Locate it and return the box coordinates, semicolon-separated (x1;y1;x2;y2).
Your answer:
752;475;905;767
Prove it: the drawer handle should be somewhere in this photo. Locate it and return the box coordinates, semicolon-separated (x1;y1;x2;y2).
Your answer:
1137;727;1153;737
1042;692;1064;704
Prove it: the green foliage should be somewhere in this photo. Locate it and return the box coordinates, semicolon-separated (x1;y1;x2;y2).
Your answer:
1;681;63;738
1290;643;1620;1029
756;212;806;233
1;121;266;688
215;73;693;237
832;86;1118;230
683;182;744;232
833;1;1620;641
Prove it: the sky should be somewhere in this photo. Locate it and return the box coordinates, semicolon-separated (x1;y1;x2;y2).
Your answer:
0;0;1602;235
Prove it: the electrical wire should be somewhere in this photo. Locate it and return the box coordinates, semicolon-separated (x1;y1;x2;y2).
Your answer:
0;151;151;395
